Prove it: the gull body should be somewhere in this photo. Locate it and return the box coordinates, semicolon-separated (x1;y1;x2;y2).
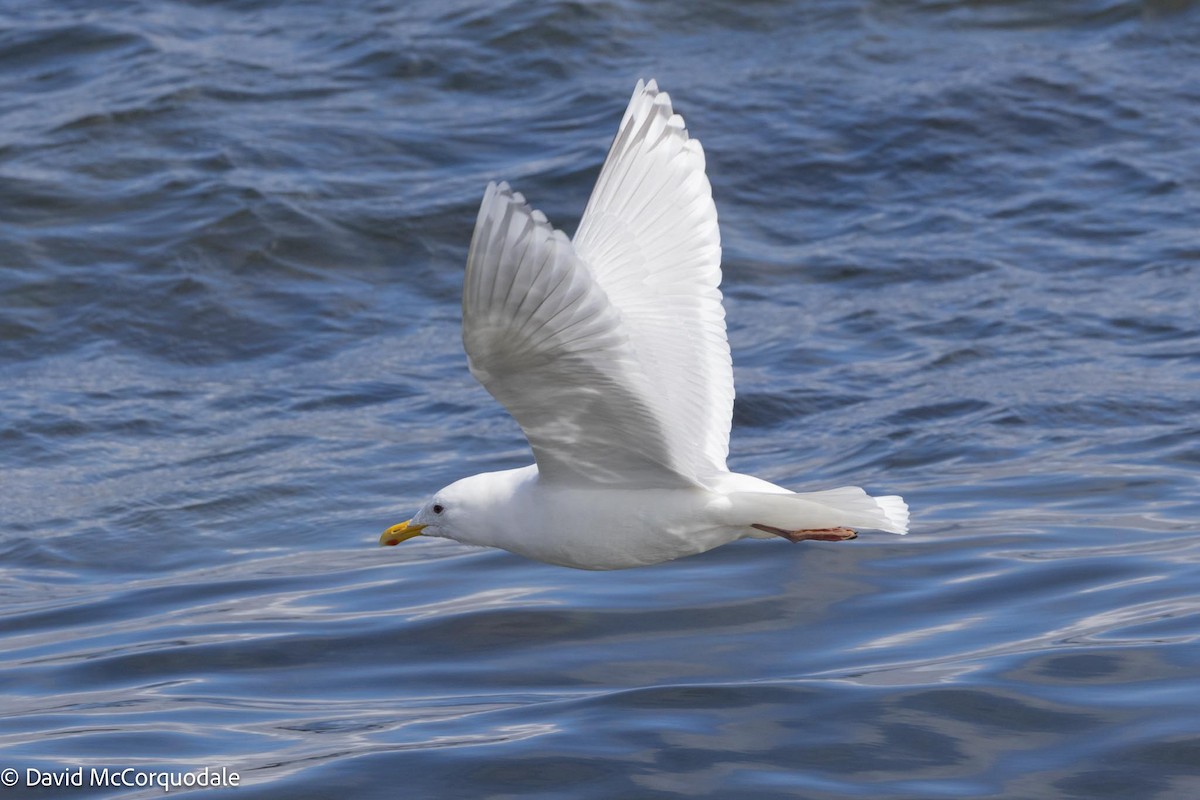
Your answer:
383;80;908;570
400;465;905;570
410;466;733;570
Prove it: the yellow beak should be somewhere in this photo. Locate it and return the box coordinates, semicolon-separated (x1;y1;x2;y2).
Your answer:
380;519;426;547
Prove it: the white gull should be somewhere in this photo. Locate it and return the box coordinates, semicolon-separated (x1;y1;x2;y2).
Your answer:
381;80;908;569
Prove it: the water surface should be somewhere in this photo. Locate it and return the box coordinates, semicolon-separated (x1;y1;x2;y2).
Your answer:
2;1;1199;797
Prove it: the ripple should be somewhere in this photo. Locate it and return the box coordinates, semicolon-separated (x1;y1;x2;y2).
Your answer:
2;0;1199;797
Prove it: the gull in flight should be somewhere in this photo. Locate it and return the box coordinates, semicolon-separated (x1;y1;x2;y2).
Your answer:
381;80;908;569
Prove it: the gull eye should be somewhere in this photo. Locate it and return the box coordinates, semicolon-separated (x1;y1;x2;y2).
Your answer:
432;504;444;515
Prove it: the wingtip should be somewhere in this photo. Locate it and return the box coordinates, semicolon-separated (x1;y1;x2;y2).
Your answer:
483;180;528;212
483;181;511;206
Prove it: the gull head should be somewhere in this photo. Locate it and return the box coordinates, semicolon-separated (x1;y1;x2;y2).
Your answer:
379;470;523;550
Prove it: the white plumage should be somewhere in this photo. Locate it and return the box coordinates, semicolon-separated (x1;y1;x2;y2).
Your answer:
382;80;908;570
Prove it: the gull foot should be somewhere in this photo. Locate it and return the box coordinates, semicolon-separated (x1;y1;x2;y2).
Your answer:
752;524;858;543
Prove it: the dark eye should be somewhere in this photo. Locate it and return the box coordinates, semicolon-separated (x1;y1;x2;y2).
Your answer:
432;504;444;515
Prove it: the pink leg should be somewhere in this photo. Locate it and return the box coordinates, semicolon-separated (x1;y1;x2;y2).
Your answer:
752;524;857;543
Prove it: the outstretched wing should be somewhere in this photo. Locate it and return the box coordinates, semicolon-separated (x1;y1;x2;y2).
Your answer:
463;182;694;487
462;81;730;487
573;79;731;478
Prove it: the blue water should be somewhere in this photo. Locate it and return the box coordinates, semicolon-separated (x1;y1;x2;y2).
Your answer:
3;1;1199;797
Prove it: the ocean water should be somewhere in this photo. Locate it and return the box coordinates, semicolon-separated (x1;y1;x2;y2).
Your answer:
2;0;1199;797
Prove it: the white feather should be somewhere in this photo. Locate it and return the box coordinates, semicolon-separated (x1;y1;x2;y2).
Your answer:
574;79;731;481
463;79;728;488
463;182;695;487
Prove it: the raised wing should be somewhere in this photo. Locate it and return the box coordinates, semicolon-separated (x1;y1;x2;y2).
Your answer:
462;81;731;488
573;79;731;479
462;182;695;487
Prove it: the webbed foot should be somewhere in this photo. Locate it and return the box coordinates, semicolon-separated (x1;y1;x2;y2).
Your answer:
752;524;857;543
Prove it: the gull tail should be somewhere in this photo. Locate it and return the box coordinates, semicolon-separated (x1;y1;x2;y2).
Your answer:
729;487;909;537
